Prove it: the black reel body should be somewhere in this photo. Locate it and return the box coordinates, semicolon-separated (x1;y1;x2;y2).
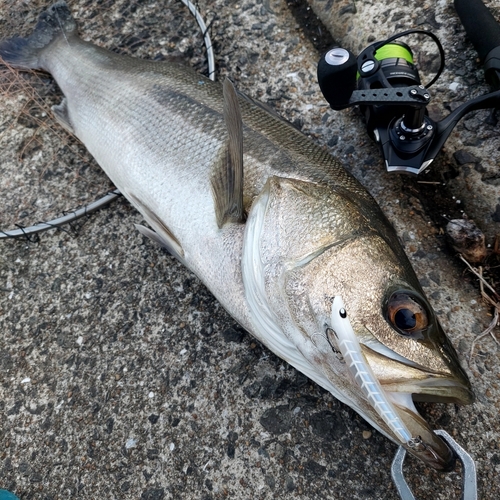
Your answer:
317;29;500;175
357;42;422;140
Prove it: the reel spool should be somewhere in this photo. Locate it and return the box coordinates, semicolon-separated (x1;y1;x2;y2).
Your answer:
356;41;423;141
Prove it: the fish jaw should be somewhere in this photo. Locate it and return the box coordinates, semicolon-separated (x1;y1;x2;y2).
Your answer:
362;341;474;405
358;327;473;471
391;397;457;470
243;176;473;470
360;343;472;470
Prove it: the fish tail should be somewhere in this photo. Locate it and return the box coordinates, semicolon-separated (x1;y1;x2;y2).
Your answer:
0;1;76;70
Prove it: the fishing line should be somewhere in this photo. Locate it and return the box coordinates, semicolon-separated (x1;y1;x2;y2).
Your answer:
180;0;216;81
0;0;215;240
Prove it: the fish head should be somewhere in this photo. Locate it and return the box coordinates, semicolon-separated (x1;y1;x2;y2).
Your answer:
243;176;473;471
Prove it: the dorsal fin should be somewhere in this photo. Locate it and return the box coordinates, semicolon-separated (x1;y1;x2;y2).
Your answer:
211;78;245;229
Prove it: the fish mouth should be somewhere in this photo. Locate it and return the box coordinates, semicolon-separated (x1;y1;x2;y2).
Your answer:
361;343;474;405
361;343;473;471
329;297;473;471
384;391;458;470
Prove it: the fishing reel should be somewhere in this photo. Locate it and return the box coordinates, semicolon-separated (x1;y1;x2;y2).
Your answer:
317;29;500;175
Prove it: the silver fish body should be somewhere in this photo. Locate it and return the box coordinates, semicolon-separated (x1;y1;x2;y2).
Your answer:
0;2;473;470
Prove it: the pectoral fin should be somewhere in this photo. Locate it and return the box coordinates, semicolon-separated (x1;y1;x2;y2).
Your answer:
211;78;245;228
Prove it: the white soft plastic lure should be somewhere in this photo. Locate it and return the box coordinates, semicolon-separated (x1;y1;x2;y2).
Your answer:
330;296;413;445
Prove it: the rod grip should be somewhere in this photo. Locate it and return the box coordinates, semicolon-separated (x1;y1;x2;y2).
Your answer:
454;0;500;62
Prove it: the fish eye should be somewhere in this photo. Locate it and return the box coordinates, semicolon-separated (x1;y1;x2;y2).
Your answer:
386;292;428;338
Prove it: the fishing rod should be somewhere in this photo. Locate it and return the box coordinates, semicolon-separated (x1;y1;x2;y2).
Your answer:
317;0;500;176
0;0;215;240
455;0;500;90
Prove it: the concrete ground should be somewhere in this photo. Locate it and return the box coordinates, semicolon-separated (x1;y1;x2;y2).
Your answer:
0;0;499;499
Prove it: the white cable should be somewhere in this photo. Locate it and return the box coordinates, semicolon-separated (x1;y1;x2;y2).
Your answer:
179;0;215;81
0;190;121;239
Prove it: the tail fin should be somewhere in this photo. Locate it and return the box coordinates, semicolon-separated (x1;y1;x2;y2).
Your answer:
0;1;76;70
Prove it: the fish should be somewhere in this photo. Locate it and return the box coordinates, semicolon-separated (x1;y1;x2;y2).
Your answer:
0;2;473;471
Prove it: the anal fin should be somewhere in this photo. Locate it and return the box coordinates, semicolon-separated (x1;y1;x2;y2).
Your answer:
211;78;245;229
52;98;74;134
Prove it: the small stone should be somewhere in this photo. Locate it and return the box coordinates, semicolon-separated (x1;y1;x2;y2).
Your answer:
453;150;481;166
446;219;487;263
30;473;42;483
327;135;339;147
259;406;293;434
148;414;159;424
141;488;165;500
105;417;114;434
492;204;500;223
271;442;285;459
264;474;275;489
125;438;137;449
222;326;246;343
305;459;326;476
419;277;431;288
428;271;441;285
310;410;347;441
362;430;372;439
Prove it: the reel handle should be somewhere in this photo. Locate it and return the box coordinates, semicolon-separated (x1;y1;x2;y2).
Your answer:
317;48;357;110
